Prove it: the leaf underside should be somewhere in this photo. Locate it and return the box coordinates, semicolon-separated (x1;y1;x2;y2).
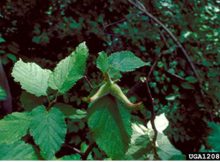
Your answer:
157;133;185;160
125;123;151;160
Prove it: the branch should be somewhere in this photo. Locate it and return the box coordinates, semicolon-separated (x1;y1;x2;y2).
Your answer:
46;92;58;110
84;76;94;89
145;80;160;160
102;12;144;37
147;48;175;80
165;70;185;81
128;0;211;112
128;0;201;84
147;54;162;80
103;17;127;33
63;144;82;154
144;48;168;159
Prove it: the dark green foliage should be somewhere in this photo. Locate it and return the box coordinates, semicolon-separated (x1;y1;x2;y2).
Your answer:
208;122;220;151
0;0;219;160
0;86;7;101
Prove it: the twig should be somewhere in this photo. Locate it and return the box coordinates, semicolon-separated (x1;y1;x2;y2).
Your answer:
63;144;82;154
102;12;144;37
145;80;160;160
160;30;171;49
102;16;129;53
128;0;212;116
144;36;174;159
47;92;58;109
147;53;162;80
147;47;174;80
64;143;95;159
128;0;201;84
144;48;162;159
144;46;168;159
165;71;185;81
103;17;127;33
84;76;94;89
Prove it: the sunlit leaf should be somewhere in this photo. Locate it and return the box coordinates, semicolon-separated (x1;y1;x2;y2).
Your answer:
12;59;51;97
49;42;89;93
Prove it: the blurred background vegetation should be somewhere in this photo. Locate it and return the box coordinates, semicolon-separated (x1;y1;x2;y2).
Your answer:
0;0;220;158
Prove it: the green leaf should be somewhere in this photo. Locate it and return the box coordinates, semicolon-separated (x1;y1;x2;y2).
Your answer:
108;67;122;79
208;122;220;151
88;95;131;159
96;51;109;73
0;141;38;160
0;37;6;43
125;123;152;160
59;154;81;160
157;133;185;160
32;32;49;45
185;76;198;83
12;59;51;97
7;53;17;62
70;109;87;120
49;42;89;93
30;106;67;159
165;94;179;101
181;82;194;90
0;86;7;101
0;112;30;144
108;51;146;72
